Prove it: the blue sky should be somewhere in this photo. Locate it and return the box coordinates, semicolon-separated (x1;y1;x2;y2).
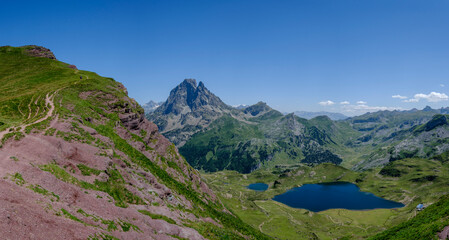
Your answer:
1;0;448;116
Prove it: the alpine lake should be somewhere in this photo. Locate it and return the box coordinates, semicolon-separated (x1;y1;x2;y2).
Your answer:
269;182;404;212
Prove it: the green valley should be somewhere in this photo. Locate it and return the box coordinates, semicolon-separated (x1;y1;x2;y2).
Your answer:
203;156;449;239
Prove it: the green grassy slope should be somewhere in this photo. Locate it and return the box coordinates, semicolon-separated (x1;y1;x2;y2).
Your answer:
0;46;82;129
370;195;449;240
179;115;283;173
0;46;270;239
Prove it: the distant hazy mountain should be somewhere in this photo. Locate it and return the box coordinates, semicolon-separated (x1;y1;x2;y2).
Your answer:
234;104;249;109
142;100;162;113
346;106;449;170
294;111;348;120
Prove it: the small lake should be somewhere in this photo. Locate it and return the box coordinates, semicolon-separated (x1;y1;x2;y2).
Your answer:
247;183;269;191
272;182;404;212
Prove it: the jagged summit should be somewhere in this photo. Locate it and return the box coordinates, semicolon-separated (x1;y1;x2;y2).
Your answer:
148;79;233;146
155;79;229;115
183;78;197;86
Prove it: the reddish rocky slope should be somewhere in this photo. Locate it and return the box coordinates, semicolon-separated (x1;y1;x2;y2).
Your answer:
0;46;268;240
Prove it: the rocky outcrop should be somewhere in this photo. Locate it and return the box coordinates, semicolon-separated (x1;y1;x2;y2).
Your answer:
24;45;56;59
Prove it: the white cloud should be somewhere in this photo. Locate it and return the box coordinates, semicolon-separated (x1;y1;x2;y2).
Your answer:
318;100;335;106
392;95;408;99
356;101;367;105
403;92;448;103
441;84;445;87
340;101;350;105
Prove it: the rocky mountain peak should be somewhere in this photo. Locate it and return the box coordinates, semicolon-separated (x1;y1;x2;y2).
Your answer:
182;78;197;87
155;79;228;115
147;79;232;146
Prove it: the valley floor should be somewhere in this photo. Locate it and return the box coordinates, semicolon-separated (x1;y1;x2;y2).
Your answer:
202;160;449;239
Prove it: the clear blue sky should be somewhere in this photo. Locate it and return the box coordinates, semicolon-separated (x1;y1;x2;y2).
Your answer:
1;0;449;116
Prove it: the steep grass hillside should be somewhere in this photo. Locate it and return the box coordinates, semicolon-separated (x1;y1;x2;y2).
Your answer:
370;194;449;240
0;46;269;240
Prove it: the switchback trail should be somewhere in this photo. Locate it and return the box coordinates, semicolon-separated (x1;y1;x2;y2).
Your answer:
0;90;58;141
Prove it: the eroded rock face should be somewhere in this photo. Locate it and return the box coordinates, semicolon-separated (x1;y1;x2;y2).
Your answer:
24;45;57;60
0;86;221;240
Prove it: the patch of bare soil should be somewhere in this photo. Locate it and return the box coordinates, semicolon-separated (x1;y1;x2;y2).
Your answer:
439;225;449;239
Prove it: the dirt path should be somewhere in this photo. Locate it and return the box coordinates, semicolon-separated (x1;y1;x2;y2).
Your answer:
258;218;272;232
20;91;57;132
27;96;34;120
0;90;58;141
439;226;449;239
17;100;25;117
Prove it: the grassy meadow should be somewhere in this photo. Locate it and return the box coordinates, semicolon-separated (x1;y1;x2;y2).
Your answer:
203;158;449;239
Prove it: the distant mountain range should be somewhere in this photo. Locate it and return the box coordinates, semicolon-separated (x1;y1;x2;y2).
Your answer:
234;104;249;109
147;80;353;173
147;79;449;173
347;108;449;169
293;111;348;120
142;100;162;113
